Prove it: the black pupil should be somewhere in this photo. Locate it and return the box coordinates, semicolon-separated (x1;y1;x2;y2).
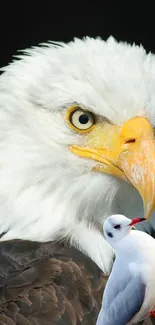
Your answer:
79;114;89;124
114;224;121;229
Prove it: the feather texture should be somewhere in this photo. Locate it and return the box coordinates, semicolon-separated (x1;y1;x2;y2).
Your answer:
0;240;153;324
0;240;107;325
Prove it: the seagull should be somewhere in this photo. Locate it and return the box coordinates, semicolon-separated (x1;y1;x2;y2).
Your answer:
0;36;155;323
96;214;155;325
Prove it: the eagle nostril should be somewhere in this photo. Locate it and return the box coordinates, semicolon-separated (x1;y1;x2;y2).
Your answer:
124;138;136;144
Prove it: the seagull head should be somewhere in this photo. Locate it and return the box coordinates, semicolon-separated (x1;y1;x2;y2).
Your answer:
104;214;146;245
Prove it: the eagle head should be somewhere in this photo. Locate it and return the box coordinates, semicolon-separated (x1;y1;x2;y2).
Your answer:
0;36;155;274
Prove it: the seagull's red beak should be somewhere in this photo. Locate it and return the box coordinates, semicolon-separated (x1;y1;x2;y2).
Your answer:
129;217;146;226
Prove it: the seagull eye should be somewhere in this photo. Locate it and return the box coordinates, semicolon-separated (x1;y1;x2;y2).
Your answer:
113;224;121;229
67;106;95;133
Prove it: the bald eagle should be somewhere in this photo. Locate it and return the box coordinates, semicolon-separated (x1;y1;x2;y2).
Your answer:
0;36;155;324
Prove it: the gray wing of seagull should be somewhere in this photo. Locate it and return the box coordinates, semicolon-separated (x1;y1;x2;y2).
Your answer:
96;258;146;325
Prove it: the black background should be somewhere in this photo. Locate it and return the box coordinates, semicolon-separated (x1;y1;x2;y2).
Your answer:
0;2;154;68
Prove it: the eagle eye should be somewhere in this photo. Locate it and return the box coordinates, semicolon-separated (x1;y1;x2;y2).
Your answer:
66;106;95;133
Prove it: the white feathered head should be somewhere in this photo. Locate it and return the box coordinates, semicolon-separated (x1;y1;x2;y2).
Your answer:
0;36;155;273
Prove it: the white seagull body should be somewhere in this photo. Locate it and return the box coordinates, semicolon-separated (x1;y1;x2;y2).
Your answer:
97;215;155;325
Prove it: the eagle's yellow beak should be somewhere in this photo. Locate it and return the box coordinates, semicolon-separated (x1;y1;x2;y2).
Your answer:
70;117;155;220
